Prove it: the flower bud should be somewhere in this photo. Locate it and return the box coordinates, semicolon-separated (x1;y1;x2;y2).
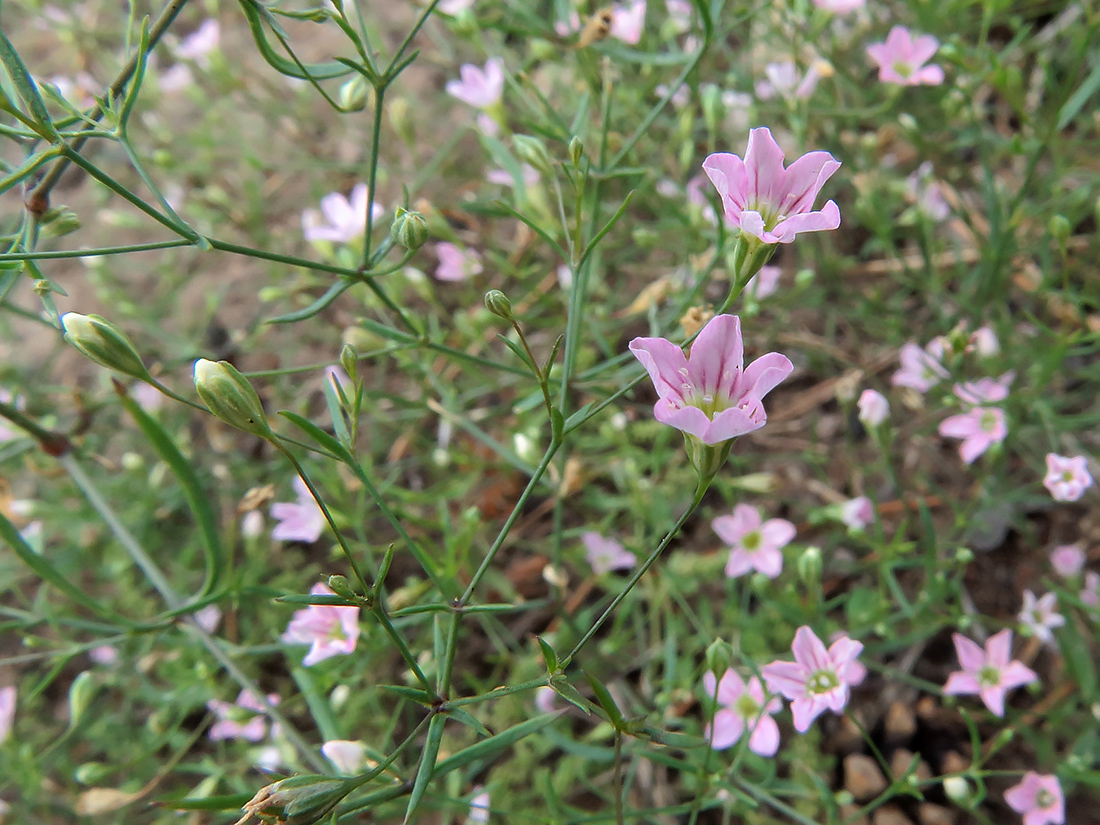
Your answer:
193;359;272;438
338;75;370;112
389;206;430;250
1049;214;1070;255
61;313;152;380
797;546;822;584
40;206;82;238
484;289;513;320
326;574;358;602
568;135;584;169
942;775;972;806
235;775;353;825
704;638;733;679
68;671;98;727
339;344;358;386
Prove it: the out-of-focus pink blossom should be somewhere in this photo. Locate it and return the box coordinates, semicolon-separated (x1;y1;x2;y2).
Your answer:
1080;571;1099;608
713;504;795;579
193;604;222;634
207;690;278;742
130;383;163;413
468;789;490;824
241;509;264;539
159;63;194;92
744;265;781;300
554;10;582;36
702;127;841;246
629;314;793;445
703;669;782;755
486;164;541;188
1043;454;1093;502
938;406;1007;464
322;740;368;773
0;686;15;744
866;26;944;86
1018;591;1064;647
1050;544;1085;578
438;0;475;14
954;372;1014;406
446;58;505;109
610;0;646;44
813;0;864;12
282;582;360;666
174;19;220;65
755;61;823;102
582;532;636;574
435;243;483;282
1004;772;1065;825
656;82;691;108
685;174;717;224
302;184;383;244
761;626;865;732
840;496;874;530
89;645;119;666
968;326;999;356
535;686;558;714
907;162;950;221
943;629;1036;716
857;389;889;427
891;340;948;392
271;477;326;543
666;0;692;31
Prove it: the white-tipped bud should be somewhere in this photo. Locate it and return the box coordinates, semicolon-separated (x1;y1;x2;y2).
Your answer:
61;313;151;380
193;359;272;438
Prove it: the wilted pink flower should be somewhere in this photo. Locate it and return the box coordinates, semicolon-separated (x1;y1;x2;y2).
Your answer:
938;406;1007;464
1082;571;1100;608
968;326;999;356
702;127;841;245
174;19;220;65
857;389;889;427
891;340;948;392
282;582;360;666
943;629;1037;716
840;496;874;530
1050;544;1085;578
0;686;14;744
755;61;822;102
446;58;505;109
435;243;483;282
207;690;279;742
954;372;1014;406
468;788;491;824
629;314;793;445
761;626;865;732
321;740;367;774
744;265;781;300
713;504;795;579
582;531;636;574
1043;454;1093;502
610;0;646;44
813;0;864;12
1004;772;1065;825
1018;591;1064;647
704;669;782;755
867;26;944;86
271;477;326;543
302;184;383;244
906;162;950;221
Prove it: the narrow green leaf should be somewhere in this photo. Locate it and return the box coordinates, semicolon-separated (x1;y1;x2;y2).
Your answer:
1060;614;1097;700
277;411;356;467
583;671;627;730
432;712;561;776
563;401;596;433
267;280;353;324
236;0;352;80
379;684;435;705
320;372;352;449
0;29;58;138
118;20;150;128
578;190;635;271
157;793;252;812
497;333;539;374
551;679;592;715
447;707;492;738
1057;56;1100;131
403;713;446;823
537;636;558;673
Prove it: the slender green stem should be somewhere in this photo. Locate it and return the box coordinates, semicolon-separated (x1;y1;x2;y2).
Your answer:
371;603;433;695
614;731;625;825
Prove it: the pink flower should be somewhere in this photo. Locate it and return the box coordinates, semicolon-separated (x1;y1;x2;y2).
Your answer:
438;0;475;14
435;243;483;282
302;184;383;244
954;372;1014;406
713;504;795;579
702;128;841;245
1082;571;1100;608
1018;591;1064;647
685;174;718;224
938;406;1007;464
270;477;326;543
761;626;865;732
629;314;793;445
0;686;15;744
468;788;490;824
1043;454;1093;502
744;265;781;300
703;669;782;755
554;10;582;36
322;740;367;774
610;0;646;44
906;162;950;221
207;690;279;742
446;58;505;109
535;686;558;714
755;61;822;102
174;19;220;64
1004;772;1065;825
582;531;636;574
281;582;361;666
666;0;692;31
486;164;541;188
866;26;944;86
857;389;889;427
943;629;1037;716
194;604;223;634
813;0;864;12
89;645;119;666
840;496;874;530
891;340;948;392
1050;544;1085;578
130;382;163;413
968;326;999;356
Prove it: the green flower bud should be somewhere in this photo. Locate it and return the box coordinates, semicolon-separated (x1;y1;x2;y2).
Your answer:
193;359;272;438
704;638;733;680
512;134;555;177
237;775;354;825
327;574;357;602
484;289;513;321
389;206;430;250
74;762;113;786
339;344;358;386
568;135;584;169
797;546;822;584
338;75;370;112
68;671;98;727
39;206;82;238
1049;214;1071;254
61;313;152;380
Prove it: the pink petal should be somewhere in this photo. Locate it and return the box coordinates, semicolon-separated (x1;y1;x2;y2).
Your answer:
979;686;1006;716
790;695;825;732
952;633;987;673
1004;774;1039;813
709;708;744;749
703;406;766;443
654;402;713;441
753;546;784;578
986;628;1014;668
748;715;781;756
915;65;944;85
760;518;796;550
687;315;744;399
740;352;795;403
791;626;832;672
725;549;755;579
939;413;980;439
716;670;746;706
779;151;842;215
772;201;842;242
742;127;789;207
1000;661;1037;691
908;34;940;66
958;434;993;464
629;337;690;402
701;153;748;214
761;660;806;700
738;209;768;241
943;672;980;696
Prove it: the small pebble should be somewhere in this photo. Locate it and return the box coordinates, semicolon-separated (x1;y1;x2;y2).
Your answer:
844;753;888;801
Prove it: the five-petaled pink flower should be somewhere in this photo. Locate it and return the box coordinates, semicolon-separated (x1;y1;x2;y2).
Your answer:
302;184;384;244
857;389;889;427
938;406;1007;464
943;629;1037;716
702;127;841;246
582;531;636;575
703;669;782;755
446;58;505;109
1043;453;1093;502
282;582;361;666
207;690;279;742
761;626;866;732
866;26;945;86
271;477;326;543
435;242;483;282
1018;591;1064;647
629;314;793;445
1050;544;1085;578
891;340;949;392
713;503;795;579
1004;772;1065;825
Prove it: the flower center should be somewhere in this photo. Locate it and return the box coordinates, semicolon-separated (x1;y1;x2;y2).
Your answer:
980;411;998;433
978;665;1000;689
1062;470;1074;483
742;530;762;552
1036;789;1054;809
893;60;913;78
735;694;761;719
677;368;727;417
806;669;838;695
327;622;347;642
